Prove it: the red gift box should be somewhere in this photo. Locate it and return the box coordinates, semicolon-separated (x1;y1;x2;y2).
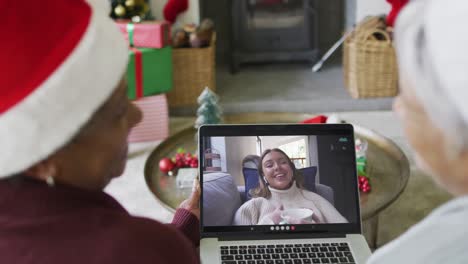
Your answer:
128;94;169;142
116;21;171;49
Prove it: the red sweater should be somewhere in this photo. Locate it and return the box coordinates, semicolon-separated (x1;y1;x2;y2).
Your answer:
0;176;200;264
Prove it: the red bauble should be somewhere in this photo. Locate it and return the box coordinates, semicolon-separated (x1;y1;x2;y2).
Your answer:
189;159;198;168
175;160;184;169
363;186;371;193
358;175;371;193
175;153;184;161
159;158;175;173
362;181;369;188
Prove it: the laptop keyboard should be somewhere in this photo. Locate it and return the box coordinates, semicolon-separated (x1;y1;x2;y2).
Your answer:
220;242;355;264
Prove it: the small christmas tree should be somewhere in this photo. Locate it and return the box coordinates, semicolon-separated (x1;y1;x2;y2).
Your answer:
109;0;152;22
195;87;222;132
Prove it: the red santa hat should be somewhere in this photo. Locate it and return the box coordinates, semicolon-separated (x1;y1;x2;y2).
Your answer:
0;0;128;178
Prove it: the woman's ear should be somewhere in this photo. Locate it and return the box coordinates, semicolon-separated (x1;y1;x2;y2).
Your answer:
263;176;269;185
23;159;57;182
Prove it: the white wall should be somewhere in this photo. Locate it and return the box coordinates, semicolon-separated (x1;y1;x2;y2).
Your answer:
355;0;391;22
150;0;200;24
210;137;227;172
225;137;257;185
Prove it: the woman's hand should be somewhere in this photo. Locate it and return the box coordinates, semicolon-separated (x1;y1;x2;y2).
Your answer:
259;205;284;224
178;179;200;220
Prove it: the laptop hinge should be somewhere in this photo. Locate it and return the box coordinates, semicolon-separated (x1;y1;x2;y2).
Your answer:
218;233;346;241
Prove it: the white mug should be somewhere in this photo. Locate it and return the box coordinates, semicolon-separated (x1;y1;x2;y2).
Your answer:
280;208;314;224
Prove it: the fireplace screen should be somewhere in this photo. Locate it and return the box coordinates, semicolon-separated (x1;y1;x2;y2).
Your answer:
230;0;319;72
247;0;306;29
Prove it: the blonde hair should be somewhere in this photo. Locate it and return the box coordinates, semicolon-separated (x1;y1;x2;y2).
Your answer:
249;148;305;199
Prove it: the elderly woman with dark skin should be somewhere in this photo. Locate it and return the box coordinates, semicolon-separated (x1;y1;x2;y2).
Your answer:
0;1;200;263
233;148;347;225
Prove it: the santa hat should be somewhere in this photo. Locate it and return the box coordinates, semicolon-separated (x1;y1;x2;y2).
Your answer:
0;0;128;178
395;0;468;150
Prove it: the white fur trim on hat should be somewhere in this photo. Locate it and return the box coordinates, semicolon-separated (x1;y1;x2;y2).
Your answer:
0;1;128;178
395;0;468;150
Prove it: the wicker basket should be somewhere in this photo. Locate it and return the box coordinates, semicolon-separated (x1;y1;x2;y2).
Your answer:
167;33;216;107
343;20;398;98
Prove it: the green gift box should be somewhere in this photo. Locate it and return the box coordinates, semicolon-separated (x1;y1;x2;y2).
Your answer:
127;46;173;100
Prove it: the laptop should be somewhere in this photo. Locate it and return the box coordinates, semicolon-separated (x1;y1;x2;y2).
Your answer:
199;124;371;264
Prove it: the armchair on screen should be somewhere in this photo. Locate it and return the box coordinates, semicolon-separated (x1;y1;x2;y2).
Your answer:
202;172;242;226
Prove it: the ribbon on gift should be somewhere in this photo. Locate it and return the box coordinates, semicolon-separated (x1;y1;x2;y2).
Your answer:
163;23;170;45
130;47;144;98
127;23;135;47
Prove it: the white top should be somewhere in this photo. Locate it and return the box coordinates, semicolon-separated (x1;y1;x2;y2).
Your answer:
367;196;468;264
233;182;347;225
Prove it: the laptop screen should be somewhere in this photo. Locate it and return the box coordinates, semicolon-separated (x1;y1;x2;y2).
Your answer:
199;124;361;236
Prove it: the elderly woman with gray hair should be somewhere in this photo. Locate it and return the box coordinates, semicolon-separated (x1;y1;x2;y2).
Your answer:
367;0;468;263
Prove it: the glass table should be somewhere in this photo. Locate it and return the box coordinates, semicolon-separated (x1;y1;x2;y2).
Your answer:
144;113;410;249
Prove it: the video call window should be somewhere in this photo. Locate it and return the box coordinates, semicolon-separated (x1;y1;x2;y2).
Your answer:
201;135;359;228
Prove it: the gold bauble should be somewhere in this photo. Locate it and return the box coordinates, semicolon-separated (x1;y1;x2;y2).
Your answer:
114;5;126;17
125;0;135;8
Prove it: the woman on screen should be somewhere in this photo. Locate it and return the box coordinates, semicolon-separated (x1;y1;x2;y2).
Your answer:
233;148;347;225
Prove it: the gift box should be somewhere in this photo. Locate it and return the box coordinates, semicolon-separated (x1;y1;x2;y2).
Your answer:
128;94;169;143
116;21;171;49
127;46;173;100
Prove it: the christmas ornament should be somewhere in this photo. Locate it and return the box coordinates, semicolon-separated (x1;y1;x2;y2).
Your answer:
159;148;198;176
125;0;135;8
355;138;371;193
109;0;152;21
159;157;175;174
358;175;371;193
174;148;199;169
132;16;142;23
355;138;368;176
114;4;126;17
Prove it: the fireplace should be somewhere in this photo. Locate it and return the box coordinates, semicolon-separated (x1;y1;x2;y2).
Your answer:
230;0;318;72
199;0;347;73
